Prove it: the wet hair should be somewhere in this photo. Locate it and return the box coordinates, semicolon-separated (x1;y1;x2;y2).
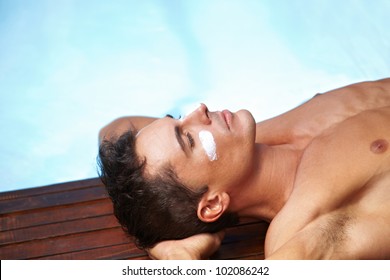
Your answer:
97;130;238;249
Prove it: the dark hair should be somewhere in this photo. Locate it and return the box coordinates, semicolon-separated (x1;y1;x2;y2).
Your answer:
97;130;238;249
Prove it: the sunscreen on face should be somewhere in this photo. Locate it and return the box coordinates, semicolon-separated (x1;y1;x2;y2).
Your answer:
199;130;217;161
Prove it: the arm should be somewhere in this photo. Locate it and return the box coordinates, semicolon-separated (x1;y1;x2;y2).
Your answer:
98;116;157;143
256;78;390;147
147;231;225;260
266;215;341;260
265;233;315;260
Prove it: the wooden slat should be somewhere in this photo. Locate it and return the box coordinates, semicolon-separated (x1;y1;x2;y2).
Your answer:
225;222;268;240
0;178;102;201
0;214;119;245
0;186;107;214
0;199;113;231
36;243;147;260
0;227;131;259
233;253;265;260
214;237;265;260
0;177;269;260
212;222;268;260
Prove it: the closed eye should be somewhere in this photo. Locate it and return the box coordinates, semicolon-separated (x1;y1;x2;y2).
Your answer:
171;115;193;154
166;114;193;149
186;132;195;149
165;114;181;120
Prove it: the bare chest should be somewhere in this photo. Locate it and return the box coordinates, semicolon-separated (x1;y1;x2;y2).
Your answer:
339;172;390;259
304;172;390;259
266;107;390;259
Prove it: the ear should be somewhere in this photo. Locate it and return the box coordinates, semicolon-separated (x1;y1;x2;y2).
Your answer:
197;192;230;223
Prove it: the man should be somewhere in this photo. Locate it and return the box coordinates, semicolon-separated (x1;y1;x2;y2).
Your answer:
98;78;390;259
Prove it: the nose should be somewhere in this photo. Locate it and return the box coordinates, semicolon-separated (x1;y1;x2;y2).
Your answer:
182;103;211;126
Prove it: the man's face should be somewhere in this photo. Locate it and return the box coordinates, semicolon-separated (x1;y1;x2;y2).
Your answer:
136;104;256;192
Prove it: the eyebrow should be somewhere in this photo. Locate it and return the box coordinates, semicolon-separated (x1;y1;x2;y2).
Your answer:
174;126;187;154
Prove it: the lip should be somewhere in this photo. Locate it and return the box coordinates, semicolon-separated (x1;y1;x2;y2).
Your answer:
222;109;232;130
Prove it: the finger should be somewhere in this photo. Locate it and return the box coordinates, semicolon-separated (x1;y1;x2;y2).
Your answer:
145;248;157;260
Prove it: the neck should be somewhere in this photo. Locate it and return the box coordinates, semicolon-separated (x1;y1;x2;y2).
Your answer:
229;143;300;222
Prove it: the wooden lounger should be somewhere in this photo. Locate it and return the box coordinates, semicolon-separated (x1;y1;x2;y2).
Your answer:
0;178;268;260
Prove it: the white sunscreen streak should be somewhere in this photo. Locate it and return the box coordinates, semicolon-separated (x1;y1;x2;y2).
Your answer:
198;130;217;161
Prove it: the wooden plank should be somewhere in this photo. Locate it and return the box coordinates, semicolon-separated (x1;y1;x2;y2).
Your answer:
0;227;132;259
233;253;265;260
0;178;102;201
0;176;269;260
0;222;267;260
0;186;107;214
36;243;147;260
214;237;265;260
0;214;120;245
127;255;150;260
211;222;268;260
0;199;113;231
225;222;268;240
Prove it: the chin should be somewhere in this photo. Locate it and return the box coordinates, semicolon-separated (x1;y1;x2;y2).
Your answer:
236;109;256;139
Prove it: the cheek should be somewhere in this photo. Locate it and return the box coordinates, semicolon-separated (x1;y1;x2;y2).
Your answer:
173;155;210;186
199;130;218;161
216;135;247;162
216;136;254;174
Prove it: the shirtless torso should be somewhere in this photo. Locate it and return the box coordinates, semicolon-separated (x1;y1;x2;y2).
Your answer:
261;79;390;259
100;78;390;259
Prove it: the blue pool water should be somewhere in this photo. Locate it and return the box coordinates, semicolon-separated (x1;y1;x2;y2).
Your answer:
1;0;389;192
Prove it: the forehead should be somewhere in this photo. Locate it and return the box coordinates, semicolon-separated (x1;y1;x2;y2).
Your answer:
135;118;182;173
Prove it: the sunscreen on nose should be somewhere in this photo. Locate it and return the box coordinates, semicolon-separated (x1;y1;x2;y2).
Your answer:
199;130;217;161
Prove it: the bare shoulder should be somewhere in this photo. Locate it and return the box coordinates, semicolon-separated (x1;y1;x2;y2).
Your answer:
265;106;390;259
342;77;390;94
256;78;390;147
325;77;390;106
292;105;390;213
